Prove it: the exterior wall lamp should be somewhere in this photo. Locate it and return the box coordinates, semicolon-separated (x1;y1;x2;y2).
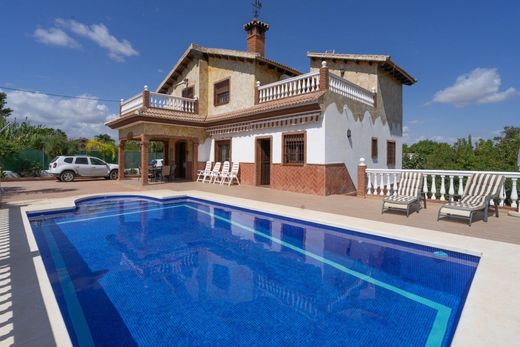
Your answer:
347;129;352;139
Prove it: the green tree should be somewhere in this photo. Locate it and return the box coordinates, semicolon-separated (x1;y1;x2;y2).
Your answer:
0;92;12;120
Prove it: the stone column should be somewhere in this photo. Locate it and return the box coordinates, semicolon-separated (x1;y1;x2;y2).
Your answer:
140;135;149;186
143;85;150;108
163;140;169;165
357;158;367;198
117;140;126;180
192;139;199;181
255;81;261;104
319;61;329;91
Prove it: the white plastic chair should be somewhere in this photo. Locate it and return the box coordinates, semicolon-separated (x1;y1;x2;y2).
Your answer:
214;161;230;184
221;162;240;186
197;161;211;182
203;162;221;183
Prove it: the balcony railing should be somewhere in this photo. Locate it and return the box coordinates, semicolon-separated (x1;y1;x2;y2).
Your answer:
256;62;376;107
257;72;321;103
365;167;520;210
329;74;375;107
120;86;198;115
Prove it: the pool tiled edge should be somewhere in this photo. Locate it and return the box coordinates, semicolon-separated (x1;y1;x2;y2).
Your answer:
19;189;520;347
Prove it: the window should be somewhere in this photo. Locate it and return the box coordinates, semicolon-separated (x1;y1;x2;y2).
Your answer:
75;157;88;165
387;141;396;166
371;138;378;160
215;140;231;162
90;158;106;165
64;157;73;164
182;86;194;99
214;79;230;106
283;133;305;164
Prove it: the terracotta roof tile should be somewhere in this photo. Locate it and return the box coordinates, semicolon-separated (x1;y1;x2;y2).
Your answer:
105;91;325;129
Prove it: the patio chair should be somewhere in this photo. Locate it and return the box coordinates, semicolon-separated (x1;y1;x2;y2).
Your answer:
438;173;505;226
220;162;240;186
160;165;176;182
203;162;221;183
214;161;230;184
197;161;211;182
381;172;425;217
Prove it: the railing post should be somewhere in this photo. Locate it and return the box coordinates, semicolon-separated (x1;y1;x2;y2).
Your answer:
440;175;446;201
319;61;329;91
511;178;518;209
194;97;199;114
448;175;455;202
431;174;437;200
255;81;261;104
357;158;367;198
143;85;150;108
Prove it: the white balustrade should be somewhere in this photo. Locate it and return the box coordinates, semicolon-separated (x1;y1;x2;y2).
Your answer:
386;173;391;196
379;173;385;196
448;176;455;202
120;93;143;114
366;168;520;210
439;175;446;201
120;90;197;115
431;175;437;200
367;172;373;195
328;74;375;107
511;178;518;209
258;72;320;103
149;92;197;113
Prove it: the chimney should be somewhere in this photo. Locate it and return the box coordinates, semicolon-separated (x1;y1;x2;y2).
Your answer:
243;19;269;56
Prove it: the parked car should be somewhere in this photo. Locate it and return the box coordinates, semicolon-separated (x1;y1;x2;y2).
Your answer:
48;156;118;182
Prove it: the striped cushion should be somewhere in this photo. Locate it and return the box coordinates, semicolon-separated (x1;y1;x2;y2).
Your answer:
443;197;487;211
441;174;504;212
383;195;417;204
464;173;503;199
397;172;423;198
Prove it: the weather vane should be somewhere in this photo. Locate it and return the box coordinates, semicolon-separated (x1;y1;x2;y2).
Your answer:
252;0;262;18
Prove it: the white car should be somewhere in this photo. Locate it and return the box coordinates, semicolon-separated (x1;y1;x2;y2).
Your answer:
48;156;119;182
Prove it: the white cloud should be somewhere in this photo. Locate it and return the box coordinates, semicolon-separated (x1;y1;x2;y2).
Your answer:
409;119;423;125
33;27;80;48
402;125;410;138
55;18;139;62
3;89;116;138
405;135;457;145
432;68;519;106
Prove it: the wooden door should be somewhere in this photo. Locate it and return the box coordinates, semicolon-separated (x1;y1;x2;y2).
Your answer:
257;139;271;185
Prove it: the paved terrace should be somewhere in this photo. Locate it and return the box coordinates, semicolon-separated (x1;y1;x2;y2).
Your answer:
0;178;519;346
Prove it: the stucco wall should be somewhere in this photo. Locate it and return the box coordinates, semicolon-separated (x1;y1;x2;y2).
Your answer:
322;95;402;188
201;120;325;165
377;69;403;136
207;57;256;116
310;59;378;92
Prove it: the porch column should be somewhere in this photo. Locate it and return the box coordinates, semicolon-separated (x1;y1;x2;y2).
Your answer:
357;158;367;198
192;139;199;181
118;140;126;180
163;140;169;165
140;135;149;185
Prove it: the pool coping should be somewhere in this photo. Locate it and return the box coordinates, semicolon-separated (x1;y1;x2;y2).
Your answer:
18;189;520;347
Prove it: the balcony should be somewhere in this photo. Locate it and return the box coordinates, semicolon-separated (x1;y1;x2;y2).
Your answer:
120;86;198;115
255;61;376;107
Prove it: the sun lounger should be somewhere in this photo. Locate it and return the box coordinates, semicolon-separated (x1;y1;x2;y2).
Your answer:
382;172;425;217
438;173;505;226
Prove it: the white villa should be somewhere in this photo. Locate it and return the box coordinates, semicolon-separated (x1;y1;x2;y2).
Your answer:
106;17;416;195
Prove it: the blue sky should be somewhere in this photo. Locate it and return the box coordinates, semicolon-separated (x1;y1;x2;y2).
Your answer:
1;0;519;141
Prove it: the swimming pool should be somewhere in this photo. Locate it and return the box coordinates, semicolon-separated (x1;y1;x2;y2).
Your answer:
28;196;479;347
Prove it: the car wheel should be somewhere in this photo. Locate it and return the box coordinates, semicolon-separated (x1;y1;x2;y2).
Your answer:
109;169;118;180
60;171;75;182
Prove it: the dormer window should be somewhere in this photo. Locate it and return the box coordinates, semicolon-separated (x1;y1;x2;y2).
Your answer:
214;79;230;106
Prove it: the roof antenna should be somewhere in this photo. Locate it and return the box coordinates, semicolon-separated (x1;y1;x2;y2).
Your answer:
252;0;262;18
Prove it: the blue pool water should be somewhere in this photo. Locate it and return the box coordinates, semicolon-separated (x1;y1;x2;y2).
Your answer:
28;196;479;347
